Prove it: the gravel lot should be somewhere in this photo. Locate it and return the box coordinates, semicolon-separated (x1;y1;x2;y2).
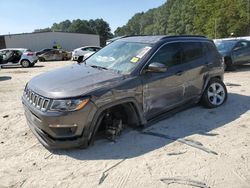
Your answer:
0;61;249;188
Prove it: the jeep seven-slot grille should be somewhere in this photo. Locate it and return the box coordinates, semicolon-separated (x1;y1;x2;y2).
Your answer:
24;87;50;111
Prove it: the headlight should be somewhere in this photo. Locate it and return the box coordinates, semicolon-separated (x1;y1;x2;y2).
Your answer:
50;98;89;112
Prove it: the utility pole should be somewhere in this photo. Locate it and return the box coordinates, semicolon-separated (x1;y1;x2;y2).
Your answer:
248;0;250;35
214;18;217;39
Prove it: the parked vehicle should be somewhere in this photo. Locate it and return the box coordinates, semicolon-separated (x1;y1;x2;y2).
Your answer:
36;48;53;56
0;48;38;68
72;46;101;61
214;39;250;70
38;49;71;61
22;35;227;149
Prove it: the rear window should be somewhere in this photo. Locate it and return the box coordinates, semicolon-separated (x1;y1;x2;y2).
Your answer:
206;42;221;59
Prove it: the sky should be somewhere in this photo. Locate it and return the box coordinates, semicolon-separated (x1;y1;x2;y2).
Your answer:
0;0;166;35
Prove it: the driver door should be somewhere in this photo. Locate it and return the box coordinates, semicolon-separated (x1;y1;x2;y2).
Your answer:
232;41;250;64
1;50;13;64
141;42;188;119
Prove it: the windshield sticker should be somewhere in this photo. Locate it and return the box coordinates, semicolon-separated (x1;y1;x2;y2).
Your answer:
130;57;140;63
136;46;152;59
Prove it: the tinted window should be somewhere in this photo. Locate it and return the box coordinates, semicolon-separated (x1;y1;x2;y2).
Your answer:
83;47;95;52
206;42;221;59
149;43;182;67
181;42;203;63
94;47;100;51
235;41;250;49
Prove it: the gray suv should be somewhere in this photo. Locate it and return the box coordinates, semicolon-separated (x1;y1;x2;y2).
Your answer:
214;39;250;70
22;35;227;149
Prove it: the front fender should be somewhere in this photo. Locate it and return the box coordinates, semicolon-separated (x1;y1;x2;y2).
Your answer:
87;97;146;145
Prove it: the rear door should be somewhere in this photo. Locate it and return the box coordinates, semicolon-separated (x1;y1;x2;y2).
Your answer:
180;41;207;99
142;42;189;119
44;51;55;61
8;50;22;63
55;50;62;60
232;41;250;64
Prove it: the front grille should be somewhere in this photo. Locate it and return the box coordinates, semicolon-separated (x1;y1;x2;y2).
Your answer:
24;87;51;111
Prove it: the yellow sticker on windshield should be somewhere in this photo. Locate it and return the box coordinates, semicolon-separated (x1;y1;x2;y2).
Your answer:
131;57;140;63
136;46;152;59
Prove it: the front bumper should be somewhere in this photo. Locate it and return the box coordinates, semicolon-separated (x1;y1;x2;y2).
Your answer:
22;97;97;149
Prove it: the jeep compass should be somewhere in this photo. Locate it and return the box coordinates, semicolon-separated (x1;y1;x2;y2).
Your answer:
22;35;227;149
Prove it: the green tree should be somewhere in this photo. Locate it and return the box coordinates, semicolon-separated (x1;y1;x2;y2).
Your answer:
34;18;113;46
114;0;250;38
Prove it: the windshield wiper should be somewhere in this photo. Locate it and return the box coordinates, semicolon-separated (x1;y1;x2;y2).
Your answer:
90;65;108;70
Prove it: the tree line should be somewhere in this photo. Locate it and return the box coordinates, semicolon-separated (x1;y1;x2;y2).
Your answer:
34;19;113;46
115;0;250;39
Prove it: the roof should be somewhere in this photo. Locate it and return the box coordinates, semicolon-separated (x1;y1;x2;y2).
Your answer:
119;35;207;44
0;48;28;51
75;46;101;49
0;31;99;37
215;39;249;43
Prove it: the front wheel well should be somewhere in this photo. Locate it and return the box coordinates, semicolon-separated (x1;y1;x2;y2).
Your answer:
98;102;141;129
89;102;141;144
213;76;222;80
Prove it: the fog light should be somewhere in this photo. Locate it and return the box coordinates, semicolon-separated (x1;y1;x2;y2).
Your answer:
49;124;77;128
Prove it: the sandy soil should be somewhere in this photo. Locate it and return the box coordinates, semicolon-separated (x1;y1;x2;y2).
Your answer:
0;61;249;188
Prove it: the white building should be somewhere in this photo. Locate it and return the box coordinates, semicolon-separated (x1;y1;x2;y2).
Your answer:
0;31;100;51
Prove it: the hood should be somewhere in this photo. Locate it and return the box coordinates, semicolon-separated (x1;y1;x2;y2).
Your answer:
218;49;231;57
28;63;123;99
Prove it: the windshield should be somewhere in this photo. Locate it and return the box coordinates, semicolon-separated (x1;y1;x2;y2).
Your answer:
214;40;236;52
85;41;152;74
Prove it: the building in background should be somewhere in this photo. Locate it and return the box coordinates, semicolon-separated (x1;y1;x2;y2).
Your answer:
0;31;100;51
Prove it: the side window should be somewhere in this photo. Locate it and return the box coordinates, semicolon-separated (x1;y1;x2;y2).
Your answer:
235;41;248;49
206;42;221;58
181;42;203;63
83;47;94;51
149;43;182;67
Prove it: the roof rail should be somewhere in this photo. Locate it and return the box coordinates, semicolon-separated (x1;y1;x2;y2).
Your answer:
162;35;207;40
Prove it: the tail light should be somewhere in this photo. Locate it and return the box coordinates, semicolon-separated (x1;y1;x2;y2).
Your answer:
27;52;34;56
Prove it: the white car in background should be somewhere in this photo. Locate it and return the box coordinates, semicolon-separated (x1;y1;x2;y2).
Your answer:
0;48;38;68
72;46;101;61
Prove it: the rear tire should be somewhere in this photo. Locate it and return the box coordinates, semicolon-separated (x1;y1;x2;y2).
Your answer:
39;57;45;62
21;60;31;68
201;78;227;108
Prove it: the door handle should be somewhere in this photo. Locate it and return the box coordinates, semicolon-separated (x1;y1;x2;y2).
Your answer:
175;71;183;76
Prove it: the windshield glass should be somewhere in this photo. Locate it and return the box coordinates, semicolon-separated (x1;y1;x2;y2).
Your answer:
214;40;236;52
85;41;152;74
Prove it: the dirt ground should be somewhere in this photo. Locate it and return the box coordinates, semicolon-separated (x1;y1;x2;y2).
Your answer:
0;61;249;188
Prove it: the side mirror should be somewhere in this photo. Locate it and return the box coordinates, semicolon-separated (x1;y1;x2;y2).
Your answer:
145;62;167;73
